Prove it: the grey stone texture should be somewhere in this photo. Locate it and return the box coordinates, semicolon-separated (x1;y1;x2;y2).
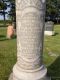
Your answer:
9;0;50;80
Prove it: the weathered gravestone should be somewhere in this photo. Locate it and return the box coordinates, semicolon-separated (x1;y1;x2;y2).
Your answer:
44;21;55;35
7;23;14;39
9;0;50;80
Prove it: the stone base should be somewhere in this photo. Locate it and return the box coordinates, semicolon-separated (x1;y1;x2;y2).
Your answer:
9;73;51;80
9;65;51;80
44;31;55;36
9;73;13;80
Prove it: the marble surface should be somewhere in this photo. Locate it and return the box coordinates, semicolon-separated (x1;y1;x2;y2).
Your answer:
9;0;50;80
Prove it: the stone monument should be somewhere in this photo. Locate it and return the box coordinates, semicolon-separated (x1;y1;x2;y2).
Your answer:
9;0;50;80
44;21;54;36
7;23;14;39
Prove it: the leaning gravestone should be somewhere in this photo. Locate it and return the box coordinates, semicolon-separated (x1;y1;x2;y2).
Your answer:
9;0;50;80
44;21;55;35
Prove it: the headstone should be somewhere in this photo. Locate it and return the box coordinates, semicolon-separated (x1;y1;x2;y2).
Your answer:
44;21;55;35
7;24;14;39
9;0;50;80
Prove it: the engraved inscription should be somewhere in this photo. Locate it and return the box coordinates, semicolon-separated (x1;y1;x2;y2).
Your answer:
16;0;46;70
17;12;43;69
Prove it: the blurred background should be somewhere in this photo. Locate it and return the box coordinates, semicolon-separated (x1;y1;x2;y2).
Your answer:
0;0;60;28
0;0;60;80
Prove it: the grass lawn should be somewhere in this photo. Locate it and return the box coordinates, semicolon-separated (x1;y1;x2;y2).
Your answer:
0;25;60;80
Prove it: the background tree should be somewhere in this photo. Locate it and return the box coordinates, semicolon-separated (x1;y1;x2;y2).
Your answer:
7;0;16;28
0;0;60;24
46;0;57;19
46;0;60;23
8;0;16;21
0;0;7;21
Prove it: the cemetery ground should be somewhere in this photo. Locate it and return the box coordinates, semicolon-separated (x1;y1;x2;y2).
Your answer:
0;25;60;80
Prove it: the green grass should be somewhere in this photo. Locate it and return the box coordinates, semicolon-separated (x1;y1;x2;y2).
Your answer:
0;27;17;80
0;25;60;80
44;25;60;80
0;20;12;27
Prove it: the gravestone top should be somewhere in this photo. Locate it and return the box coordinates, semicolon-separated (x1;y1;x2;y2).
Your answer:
45;21;54;31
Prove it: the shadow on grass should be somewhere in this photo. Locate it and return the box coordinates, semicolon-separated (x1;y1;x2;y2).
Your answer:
0;35;6;38
0;35;7;41
47;56;60;80
0;38;8;41
12;35;17;39
52;32;59;36
0;35;16;41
